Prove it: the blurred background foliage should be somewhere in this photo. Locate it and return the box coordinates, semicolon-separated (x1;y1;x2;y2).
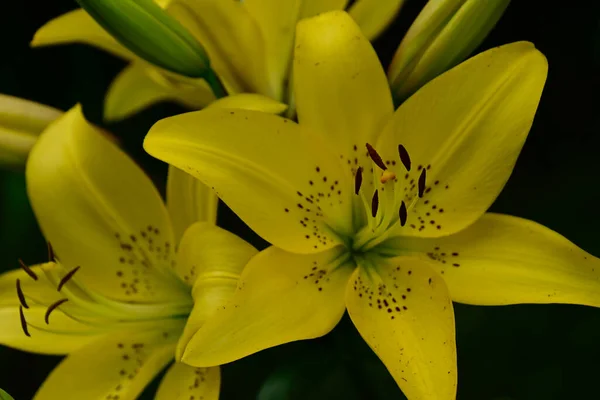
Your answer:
1;0;600;399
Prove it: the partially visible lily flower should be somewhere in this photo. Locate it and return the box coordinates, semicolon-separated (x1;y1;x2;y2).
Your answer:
389;0;511;103
0;105;258;399
32;0;405;121
144;11;600;400
0;95;61;169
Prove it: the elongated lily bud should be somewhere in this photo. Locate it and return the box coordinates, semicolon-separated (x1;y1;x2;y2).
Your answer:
0;95;62;168
75;0;210;78
389;0;510;103
0;389;15;400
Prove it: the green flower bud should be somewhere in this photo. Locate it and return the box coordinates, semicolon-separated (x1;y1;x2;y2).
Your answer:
75;0;210;78
0;388;15;400
0;95;62;169
389;0;510;103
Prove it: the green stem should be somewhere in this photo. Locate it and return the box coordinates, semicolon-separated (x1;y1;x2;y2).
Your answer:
204;68;227;99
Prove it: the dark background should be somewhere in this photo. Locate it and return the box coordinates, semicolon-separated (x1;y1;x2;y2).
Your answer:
1;0;600;399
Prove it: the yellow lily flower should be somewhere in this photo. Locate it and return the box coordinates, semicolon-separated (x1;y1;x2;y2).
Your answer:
32;0;404;121
144;11;600;399
0;105;258;400
0;94;62;168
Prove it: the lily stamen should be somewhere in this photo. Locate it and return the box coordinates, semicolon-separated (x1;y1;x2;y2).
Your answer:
399;201;408;226
44;298;69;324
418;168;427;198
57;266;81;292
18;259;38;281
47;242;55;261
371;190;379;218
398;144;411;171
354;166;363;195
366;143;387;170
19;305;30;337
16;279;28;309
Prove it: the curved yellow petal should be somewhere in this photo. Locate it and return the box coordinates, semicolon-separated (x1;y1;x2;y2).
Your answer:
0;94;62;167
347;257;457;399
375;42;547;238
26;106;188;303
0;264;100;355
294;11;393;151
180;246;352;367
167;167;218;243
349;0;405;40
145;108;354;253
390;213;600;307
155;363;220;400
31;9;134;60
34;327;181;400
104;62;215;122
243;0;301;101
172;0;272;97
175;222;257;359
206;93;288;114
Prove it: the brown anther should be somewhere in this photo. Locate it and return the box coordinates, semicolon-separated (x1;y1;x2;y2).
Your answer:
365;143;387;171
47;242;55;261
380;170;396;184
399;201;408;227
45;298;69;324
19;306;30;337
418;168;427;198
354;166;363;195
57;266;81;292
371;190;379;218
16;279;28;309
18;259;38;281
398;145;411;171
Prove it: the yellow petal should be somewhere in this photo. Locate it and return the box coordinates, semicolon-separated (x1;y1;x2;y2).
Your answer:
0;264;99;355
375;42;547;238
299;0;349;18
155;363;220;400
180;246;353;367
31;9;134;60
388;0;510;102
0;94;62;167
172;0;272;97
145;108;354;253
348;0;405;40
167;167;218;243
347;257;457;399
104;62;215;122
206;93;288;114
390;213;600;307
34;326;181;400
294;11;393;150
174;222;257;358
26;106;188;303
243;0;301;100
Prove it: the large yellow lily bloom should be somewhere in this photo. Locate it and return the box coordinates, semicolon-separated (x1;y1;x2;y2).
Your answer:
0;105;258;400
32;0;404;121
144;11;600;400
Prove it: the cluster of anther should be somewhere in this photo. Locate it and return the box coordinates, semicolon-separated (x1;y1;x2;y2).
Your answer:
302;260;330;292
15;252;79;338
106;340;152;399
284;166;342;250
426;246;461;275
114;224;174;296
354;143;418;227
352;267;413;321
